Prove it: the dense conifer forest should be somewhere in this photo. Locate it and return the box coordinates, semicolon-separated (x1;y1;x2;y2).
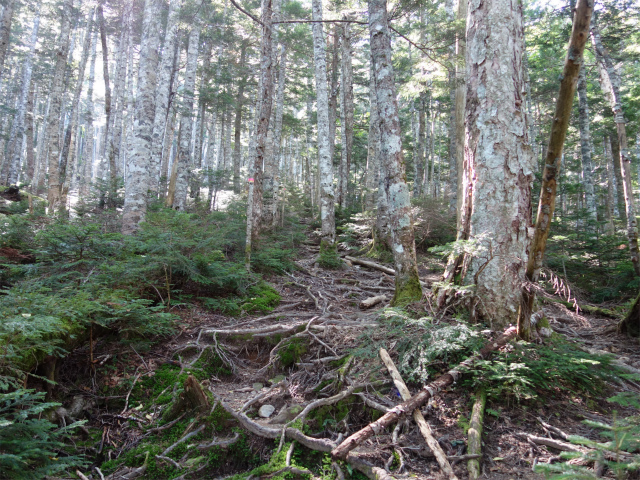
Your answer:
0;0;639;478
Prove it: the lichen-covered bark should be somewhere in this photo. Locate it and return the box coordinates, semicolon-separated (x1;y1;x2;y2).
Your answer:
46;0;73;213
577;66;597;225
149;0;181;195
591;19;640;276
122;0;161;233
457;0;535;327
365;59;380;211
171;24;201;210
245;0;274;267
369;0;422;306
312;0;335;247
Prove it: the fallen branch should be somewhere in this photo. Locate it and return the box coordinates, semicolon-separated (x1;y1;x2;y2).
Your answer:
332;327;518;460
467;388;487;479
379;348;457;480
345;256;395;275
197;432;240;451
360;295;387;309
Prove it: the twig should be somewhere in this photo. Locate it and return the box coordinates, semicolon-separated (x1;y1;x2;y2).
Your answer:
197;432;240;451
130;346;150;372
156;455;181;469
161;424;206;456
378;348;458;480
121;371;142;414
95;467;106;480
145;413;186;436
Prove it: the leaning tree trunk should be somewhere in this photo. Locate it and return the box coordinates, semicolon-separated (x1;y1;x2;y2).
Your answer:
517;0;592;339
591;19;640;276
122;0;161;234
4;10;40;186
311;0;336;255
245;0;274;268
577;65;597;227
170;24;200;210
46;0;74;213
446;0;536;330
369;0;422;306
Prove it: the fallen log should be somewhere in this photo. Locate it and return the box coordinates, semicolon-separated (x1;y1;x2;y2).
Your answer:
360;295;387;309
467;388;486;480
379;348;458;480
345;256;395;276
331;327;518;460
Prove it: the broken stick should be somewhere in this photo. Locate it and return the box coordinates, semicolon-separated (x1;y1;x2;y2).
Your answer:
379;348;458;480
345;256;395;275
332;327;517;460
360;295;387;309
467;388;486;480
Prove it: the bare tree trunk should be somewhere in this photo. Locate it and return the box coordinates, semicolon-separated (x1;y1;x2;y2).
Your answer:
365;59;380;212
232;41;248;193
269;44;286;226
413;96;425;197
577;66;597;226
312;0;336;255
339;19;354;210
149;0;180;195
516;0;592;339
170;24;201;210
97;4;111;160
80;27;98;198
369;0;422;305
446;0;535;329
454;0;467;231
46;0;74;213
25;84;36;182
3;10;39;185
328;24;339;168
591;20;639;274
245;0;274;268
0;0;14;81
122;0;161;233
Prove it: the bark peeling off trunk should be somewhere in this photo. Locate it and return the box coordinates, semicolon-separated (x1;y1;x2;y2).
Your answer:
458;0;535;327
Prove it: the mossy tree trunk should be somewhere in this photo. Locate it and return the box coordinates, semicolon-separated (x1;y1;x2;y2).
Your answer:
620;291;640;337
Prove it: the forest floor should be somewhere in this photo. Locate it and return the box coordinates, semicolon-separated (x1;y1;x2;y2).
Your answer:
53;240;640;480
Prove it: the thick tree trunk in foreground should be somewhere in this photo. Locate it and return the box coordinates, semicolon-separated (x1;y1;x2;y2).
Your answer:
591;20;640;276
311;0;336;253
577;66;597;226
369;0;421;305
122;0;161;233
46;0;74;213
449;0;535;329
245;0;274;267
517;0;592;339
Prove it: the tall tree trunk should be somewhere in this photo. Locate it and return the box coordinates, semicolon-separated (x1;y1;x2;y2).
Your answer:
3;10;40;185
269;44;286;226
365;59;380;212
122;0;161;233
60;8;95;210
369;0;422;305
245;0;274;267
604;136;617;233
232;41;248;193
516;0;592;339
311;0;336;255
577;66;597;226
446;0;456;209
591;19;640;275
328;24;339;168
445;0;536;329
97;3;111;160
413;96;425;197
46;0;74;213
0;0;14;81
80;27;98;198
454;0;467;231
25;83;36;182
170;24;201;210
339;19;354;210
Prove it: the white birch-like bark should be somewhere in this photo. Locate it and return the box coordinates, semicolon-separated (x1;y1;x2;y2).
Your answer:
0;0;14;81
232;41;248;193
170;24;200;210
46;0;74;212
604;136;616;233
4;11;39;185
25;84;36;182
365;59;380;211
454;0;468;229
150;0;181;194
369;0;421;304
122;0;161;233
577;66;597;225
80;27;98;197
452;0;534;326
311;0;335;248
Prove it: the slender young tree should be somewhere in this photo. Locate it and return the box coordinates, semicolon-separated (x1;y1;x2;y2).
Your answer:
339;18;354;210
369;0;422;305
232;40;248;193
577;66;597;226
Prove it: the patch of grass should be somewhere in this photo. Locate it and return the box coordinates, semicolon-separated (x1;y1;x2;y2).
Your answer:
278;337;308;368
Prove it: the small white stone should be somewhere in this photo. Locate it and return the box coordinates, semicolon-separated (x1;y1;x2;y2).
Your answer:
259;405;276;418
